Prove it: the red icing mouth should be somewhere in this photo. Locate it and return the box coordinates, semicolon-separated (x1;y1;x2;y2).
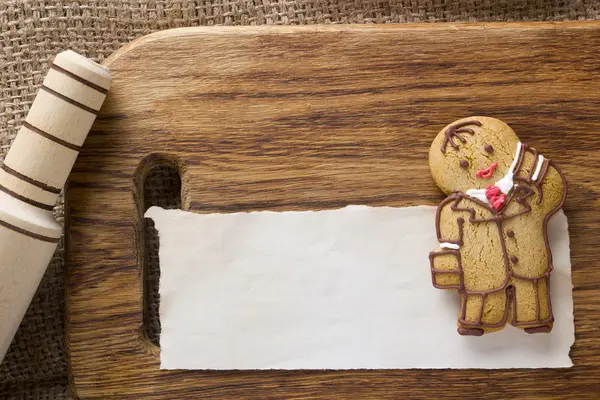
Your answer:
485;185;506;210
476;162;498;179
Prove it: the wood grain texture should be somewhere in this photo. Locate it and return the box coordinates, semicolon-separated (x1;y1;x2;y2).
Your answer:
66;23;600;399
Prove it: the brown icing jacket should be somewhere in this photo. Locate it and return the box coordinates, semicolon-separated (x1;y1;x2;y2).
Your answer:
430;145;567;329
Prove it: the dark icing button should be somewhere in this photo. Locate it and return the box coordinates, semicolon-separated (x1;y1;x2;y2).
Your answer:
507;230;514;238
484;144;493;153
459;160;469;169
510;256;519;264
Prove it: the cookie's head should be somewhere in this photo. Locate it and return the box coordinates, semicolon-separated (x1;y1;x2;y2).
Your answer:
429;116;520;195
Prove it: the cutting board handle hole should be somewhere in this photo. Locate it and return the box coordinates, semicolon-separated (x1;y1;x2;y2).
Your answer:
135;154;184;348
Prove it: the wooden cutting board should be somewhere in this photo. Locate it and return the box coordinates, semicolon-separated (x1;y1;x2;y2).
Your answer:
66;23;600;399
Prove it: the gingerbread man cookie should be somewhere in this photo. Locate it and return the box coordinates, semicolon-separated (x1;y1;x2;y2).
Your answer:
428;117;567;336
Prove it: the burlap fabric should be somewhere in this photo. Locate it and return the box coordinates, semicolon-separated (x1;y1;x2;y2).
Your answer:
1;1;599;398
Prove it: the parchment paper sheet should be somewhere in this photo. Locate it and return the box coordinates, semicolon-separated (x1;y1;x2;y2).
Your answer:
146;205;574;370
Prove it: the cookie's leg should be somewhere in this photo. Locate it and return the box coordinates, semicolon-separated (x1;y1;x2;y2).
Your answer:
512;277;553;333
458;290;509;335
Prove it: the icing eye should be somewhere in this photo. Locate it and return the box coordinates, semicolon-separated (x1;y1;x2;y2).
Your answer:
484;144;493;153
459;160;469;169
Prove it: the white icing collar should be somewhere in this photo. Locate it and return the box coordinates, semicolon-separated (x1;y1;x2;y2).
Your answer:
466;142;523;204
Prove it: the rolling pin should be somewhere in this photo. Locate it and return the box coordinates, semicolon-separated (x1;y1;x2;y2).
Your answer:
0;50;111;361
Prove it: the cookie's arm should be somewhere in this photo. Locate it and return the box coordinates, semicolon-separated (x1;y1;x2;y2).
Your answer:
430;197;465;291
429;250;463;291
435;195;465;247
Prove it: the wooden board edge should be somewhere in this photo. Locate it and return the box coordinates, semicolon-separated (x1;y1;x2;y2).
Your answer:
102;21;600;69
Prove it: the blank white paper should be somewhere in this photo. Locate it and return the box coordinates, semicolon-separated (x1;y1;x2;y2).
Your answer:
146;205;574;370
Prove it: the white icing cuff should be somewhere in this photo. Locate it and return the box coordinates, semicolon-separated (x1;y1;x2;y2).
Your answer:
439;242;460;250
